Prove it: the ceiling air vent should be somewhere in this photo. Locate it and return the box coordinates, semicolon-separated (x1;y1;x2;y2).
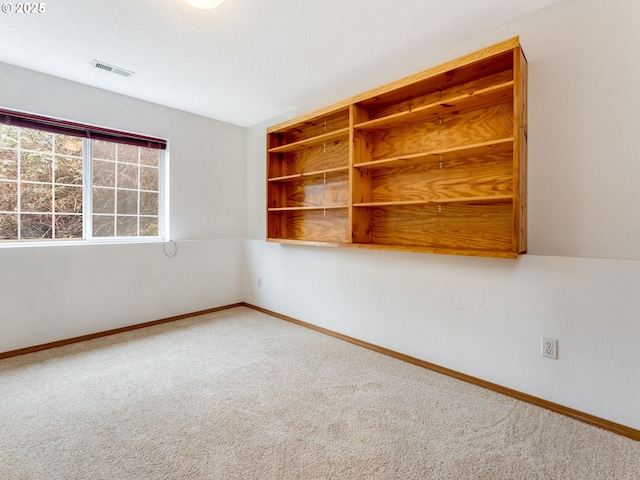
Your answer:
91;60;134;78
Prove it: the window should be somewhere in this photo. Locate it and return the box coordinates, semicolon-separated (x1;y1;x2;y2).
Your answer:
0;108;167;242
91;140;160;238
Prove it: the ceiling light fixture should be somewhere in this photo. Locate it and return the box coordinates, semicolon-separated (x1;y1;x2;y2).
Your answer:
183;0;224;9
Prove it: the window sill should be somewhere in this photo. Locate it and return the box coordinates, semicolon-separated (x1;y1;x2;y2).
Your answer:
0;237;166;249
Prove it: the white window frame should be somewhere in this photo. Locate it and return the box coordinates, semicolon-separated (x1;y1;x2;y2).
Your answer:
83;139;170;243
0;113;169;246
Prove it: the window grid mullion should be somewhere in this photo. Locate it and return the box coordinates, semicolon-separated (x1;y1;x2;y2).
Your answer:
159;148;167;240
83;138;93;240
51;134;56;239
114;144;119;237
137;147;141;235
16;129;21;240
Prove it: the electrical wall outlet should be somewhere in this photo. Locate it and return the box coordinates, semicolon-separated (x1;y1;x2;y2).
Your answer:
257;277;262;288
542;336;558;359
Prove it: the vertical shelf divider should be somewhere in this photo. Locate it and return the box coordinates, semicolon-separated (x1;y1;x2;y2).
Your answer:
350;104;372;244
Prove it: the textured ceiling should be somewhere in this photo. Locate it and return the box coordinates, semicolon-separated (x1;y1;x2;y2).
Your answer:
0;0;562;127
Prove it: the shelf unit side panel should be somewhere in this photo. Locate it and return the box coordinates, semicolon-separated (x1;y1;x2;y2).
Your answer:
266;139;272;240
267;151;288;179
268;132;285;151
268;210;284;239
267;182;286;209
514;47;528;253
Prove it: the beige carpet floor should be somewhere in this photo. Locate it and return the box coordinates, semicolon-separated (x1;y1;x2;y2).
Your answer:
1;306;638;479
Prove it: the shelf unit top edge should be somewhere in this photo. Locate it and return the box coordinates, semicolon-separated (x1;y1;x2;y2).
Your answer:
266;37;521;133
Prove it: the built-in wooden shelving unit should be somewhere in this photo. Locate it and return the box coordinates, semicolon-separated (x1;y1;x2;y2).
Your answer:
266;38;528;258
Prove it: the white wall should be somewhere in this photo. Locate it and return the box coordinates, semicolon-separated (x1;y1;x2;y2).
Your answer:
244;0;640;429
1;0;637;432
0;64;247;352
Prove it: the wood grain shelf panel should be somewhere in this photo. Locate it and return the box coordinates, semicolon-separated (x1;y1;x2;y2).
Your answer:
267;166;349;182
268;205;348;212
353;195;512;208
363;202;514;252
268;208;349;243
354;81;514;131
268;128;350;154
349;243;519;259
266;238;346;248
353;138;513;169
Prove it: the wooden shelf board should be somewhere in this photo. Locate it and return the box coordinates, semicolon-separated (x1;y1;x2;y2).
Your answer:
266;238;347;248
268;128;350;153
353;195;512;208
353;138;513;169
268;205;349;212
266;238;518;258
268;166;349;183
268;173;303;182
350;242;519;258
354;81;514;131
